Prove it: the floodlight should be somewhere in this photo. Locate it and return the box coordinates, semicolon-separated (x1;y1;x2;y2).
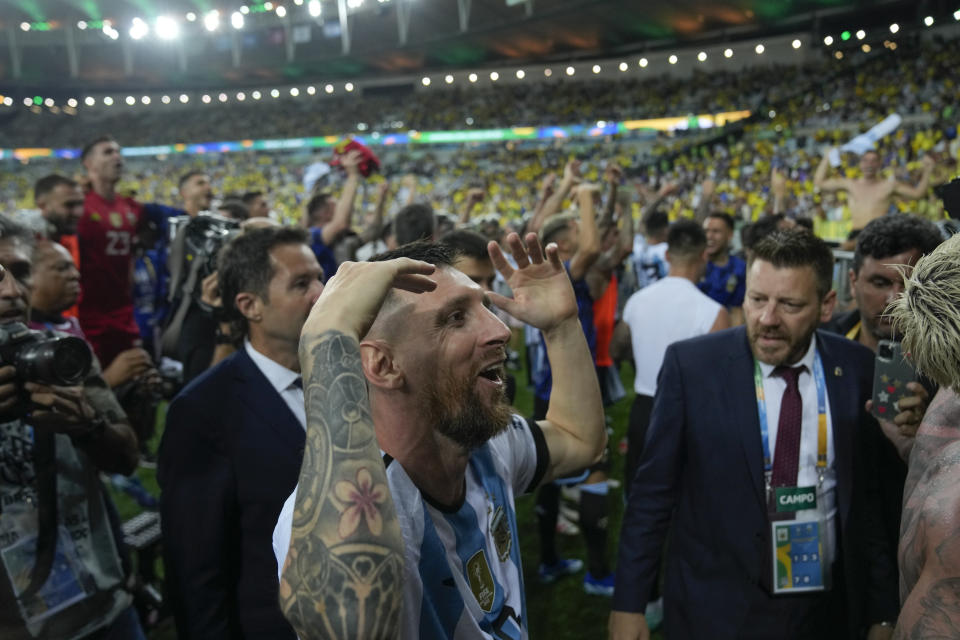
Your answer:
44;98;54;107
218;93;228;102
639;58;648;67
308;0;322;17
566;66;575;75
668;55;677;64
468;73;478;82
232;12;244;29
290;87;300;96
20;22;29;32
489;72;498;81
125;96;136;105
85;96;96;106
204;11;220;31
544;68;552;76
78;21;87;30
271;89;280;98
276;6;287;18
130;18;149;40
104;97;114;105
202;94;211;103
592;64;601;73
618;62;627;71
141;96;151;104
924;16;934;27
697;51;707;61
180;94;190;103
156;16;179;40
345;82;354;91
823;35;833;45
724;48;733;57
422;77;431;85
67;98;78;108
186;12;197;22
161;95;171;104
792;39;801;49
445;75;454;84
755;44;764;54
855;29;865;39
237;92;246;100
252;91;262;99
325;84;334;93
889;23;899;33
307;86;316;94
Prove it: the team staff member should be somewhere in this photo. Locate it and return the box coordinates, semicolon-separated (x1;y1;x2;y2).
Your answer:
159;227;323;639
610;230;898;640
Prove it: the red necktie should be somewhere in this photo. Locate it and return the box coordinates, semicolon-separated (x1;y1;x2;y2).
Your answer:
771;366;804;488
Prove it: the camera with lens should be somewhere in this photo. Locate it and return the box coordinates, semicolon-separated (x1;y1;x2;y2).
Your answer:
0;323;93;415
168;213;241;297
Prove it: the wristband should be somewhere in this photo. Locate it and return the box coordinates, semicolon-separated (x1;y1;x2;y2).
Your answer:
215;326;235;345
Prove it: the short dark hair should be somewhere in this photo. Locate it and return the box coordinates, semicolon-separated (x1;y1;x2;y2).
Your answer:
749;229;834;298
369;240;454;267
394;203;436;246
706;212;735;231
853;215;943;273
667;220;707;259
217;200;249;221
742;214;786;251
80;135;117;162
540;213;575;247
241;191;264;205
439;229;490;262
218;226;310;337
34;174;77;201
643;208;669;234
305;193;332;224
178;170;207;190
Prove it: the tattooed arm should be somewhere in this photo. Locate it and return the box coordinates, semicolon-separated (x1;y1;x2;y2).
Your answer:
895;388;960;639
279;258;437;640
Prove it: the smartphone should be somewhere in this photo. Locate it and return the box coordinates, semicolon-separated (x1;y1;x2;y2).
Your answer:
871;340;917;420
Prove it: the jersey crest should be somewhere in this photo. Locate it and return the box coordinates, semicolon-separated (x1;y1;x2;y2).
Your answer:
491;506;512;562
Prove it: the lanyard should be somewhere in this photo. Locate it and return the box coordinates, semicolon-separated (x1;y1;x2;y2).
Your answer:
753;352;828;491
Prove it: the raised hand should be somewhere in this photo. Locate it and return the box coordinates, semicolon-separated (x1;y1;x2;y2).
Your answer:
300;258;437;344
487;232;577;333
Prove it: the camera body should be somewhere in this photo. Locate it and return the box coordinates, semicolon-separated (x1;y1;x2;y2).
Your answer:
0;323;93;395
168;213;241;297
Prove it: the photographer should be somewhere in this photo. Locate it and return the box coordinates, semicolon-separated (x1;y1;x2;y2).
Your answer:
0;216;144;639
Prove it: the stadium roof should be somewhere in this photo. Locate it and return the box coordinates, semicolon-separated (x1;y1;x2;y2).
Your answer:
0;0;935;90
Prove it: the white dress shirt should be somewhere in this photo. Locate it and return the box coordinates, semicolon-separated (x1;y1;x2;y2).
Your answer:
757;336;837;567
244;340;306;430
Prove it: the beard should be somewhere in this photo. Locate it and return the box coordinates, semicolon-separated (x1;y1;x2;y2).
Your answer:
425;365;512;451
748;324;817;366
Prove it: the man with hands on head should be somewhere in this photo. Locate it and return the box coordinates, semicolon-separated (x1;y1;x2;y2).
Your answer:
274;232;606;639
0;216;143;640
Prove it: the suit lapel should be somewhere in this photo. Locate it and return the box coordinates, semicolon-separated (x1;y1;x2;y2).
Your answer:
814;331;854;525
729;328;767;510
233;349;306;453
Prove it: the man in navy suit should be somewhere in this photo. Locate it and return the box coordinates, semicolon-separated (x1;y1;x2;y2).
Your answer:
159;226;323;639
610;229;898;640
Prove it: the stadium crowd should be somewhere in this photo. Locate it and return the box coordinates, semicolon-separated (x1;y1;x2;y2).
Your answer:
0;22;959;640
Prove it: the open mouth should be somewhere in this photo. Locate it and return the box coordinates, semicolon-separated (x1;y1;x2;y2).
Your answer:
477;363;506;384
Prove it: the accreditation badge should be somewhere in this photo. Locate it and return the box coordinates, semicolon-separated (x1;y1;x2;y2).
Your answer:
767;485;831;595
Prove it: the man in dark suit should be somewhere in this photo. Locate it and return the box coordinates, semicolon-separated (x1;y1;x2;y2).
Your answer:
609;230;898;640
159;226;323;639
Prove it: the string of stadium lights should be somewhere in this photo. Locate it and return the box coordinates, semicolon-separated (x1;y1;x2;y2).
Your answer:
2;8;958;116
17;0;390;36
